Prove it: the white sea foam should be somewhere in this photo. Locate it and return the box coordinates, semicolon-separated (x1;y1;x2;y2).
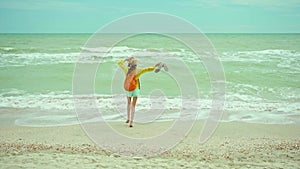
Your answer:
0;47;14;51
0;52;80;67
0;46;199;67
1;47;299;68
221;49;300;63
0;89;299;126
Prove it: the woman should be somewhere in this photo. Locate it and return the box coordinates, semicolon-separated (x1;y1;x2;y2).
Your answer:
118;57;159;128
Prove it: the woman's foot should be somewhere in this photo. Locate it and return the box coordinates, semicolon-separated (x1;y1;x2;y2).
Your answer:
129;121;133;128
125;120;129;123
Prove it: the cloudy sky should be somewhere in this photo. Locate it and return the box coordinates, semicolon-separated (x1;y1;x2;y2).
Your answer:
0;0;299;33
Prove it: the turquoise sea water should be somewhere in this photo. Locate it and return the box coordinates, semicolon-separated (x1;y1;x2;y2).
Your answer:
0;33;299;126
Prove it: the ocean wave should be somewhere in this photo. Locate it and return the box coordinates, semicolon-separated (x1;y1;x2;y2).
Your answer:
1;47;299;65
0;52;79;67
0;89;299;125
0;46;196;67
225;82;300;103
0;45;80;53
0;47;14;51
81;46;137;53
221;49;300;62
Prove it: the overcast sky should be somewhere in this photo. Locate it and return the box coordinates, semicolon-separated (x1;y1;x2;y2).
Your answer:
0;0;299;33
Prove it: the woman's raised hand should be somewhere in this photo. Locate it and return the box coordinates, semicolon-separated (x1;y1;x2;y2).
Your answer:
155;62;162;67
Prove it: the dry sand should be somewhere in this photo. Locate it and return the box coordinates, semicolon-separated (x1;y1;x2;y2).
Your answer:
0;121;299;169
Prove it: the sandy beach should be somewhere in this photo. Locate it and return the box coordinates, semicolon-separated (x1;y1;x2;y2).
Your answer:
1;0;300;168
0;121;299;169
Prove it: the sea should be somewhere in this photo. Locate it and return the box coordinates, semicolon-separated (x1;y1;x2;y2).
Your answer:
0;33;299;126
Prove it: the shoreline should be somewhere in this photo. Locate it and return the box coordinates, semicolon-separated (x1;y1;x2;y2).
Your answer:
0;121;299;168
1;107;299;127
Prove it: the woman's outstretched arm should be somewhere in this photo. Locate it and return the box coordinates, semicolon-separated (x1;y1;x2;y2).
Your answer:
136;63;160;78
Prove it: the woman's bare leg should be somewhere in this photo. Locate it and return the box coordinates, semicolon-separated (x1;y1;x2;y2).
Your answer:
129;97;138;127
126;97;131;123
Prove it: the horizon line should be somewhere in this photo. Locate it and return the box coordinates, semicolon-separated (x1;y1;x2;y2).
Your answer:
0;32;300;34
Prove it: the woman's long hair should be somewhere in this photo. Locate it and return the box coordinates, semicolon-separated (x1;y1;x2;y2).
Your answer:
127;63;137;75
